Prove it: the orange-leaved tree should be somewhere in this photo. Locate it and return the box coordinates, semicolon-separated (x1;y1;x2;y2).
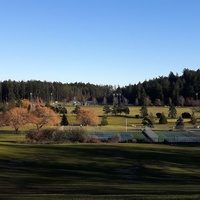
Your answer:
77;109;99;126
5;107;28;132
29;106;60;130
0;112;6;127
21;99;31;108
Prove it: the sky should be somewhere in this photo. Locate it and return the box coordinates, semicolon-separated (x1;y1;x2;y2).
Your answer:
0;0;200;86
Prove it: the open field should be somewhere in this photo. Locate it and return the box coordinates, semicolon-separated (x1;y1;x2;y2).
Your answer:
1;105;200;133
0;133;200;199
65;105;199;117
65;105;200;117
64;106;200;130
0;106;200;199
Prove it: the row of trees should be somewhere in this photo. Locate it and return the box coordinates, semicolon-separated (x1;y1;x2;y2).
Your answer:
140;105;197;128
103;104;130;115
0;98;101;132
139;105;178;119
0;100;198;132
121;68;200;106
0;68;200;106
0;106;60;132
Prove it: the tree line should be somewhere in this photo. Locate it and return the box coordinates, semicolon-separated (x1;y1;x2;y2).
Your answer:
0;68;200;106
0;99;100;132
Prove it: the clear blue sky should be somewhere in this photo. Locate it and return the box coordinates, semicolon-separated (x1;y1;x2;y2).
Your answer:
0;0;200;86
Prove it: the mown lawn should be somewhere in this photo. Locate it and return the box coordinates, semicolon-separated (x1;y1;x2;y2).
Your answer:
0;133;200;199
65;106;200;132
66;105;200;118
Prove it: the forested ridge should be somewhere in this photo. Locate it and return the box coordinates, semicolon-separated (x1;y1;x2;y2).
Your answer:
0;68;200;106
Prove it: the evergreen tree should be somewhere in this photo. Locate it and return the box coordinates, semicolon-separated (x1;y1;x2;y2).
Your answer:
159;113;168;124
140;106;148;117
61;114;69;126
71;105;80;114
148;112;155;123
7;91;16;110
103;105;111;115
1;69;200;106
175;116;184;129
190;114;197;125
142;117;154;128
124;106;130;115
112;105;118;115
168;105;177;118
101;115;108;126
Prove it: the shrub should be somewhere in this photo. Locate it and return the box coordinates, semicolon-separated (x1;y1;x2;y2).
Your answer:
136;139;147;143
86;135;101;143
108;134;121;143
190;115;197;125
156;113;162;118
121;138;137;143
140;106;148;117
52;131;68;142
26;129;55;142
64;128;86;142
135;114;140;118
181;112;191;118
26;128;86;143
59;107;68;114
101;115;108;126
26;130;40;142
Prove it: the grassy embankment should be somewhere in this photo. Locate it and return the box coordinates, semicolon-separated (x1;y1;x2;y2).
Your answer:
0;133;200;200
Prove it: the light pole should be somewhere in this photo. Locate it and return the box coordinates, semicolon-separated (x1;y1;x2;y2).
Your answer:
30;92;32;103
113;92;122;106
113;93;116;105
196;93;198;106
118;93;121;105
51;93;53;103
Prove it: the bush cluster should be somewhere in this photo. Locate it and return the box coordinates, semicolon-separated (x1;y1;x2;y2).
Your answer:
181;112;191;118
26;128;86;143
156;113;162;118
26;129;137;144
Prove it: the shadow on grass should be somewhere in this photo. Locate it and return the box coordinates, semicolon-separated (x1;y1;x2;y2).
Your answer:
0;143;200;195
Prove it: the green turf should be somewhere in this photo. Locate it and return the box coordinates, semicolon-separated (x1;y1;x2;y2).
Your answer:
0;133;200;199
64;105;200;132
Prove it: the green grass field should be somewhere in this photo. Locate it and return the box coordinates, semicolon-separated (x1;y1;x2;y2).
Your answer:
65;105;198;117
0;133;200;199
65;106;200;131
1;105;196;133
0;106;200;199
